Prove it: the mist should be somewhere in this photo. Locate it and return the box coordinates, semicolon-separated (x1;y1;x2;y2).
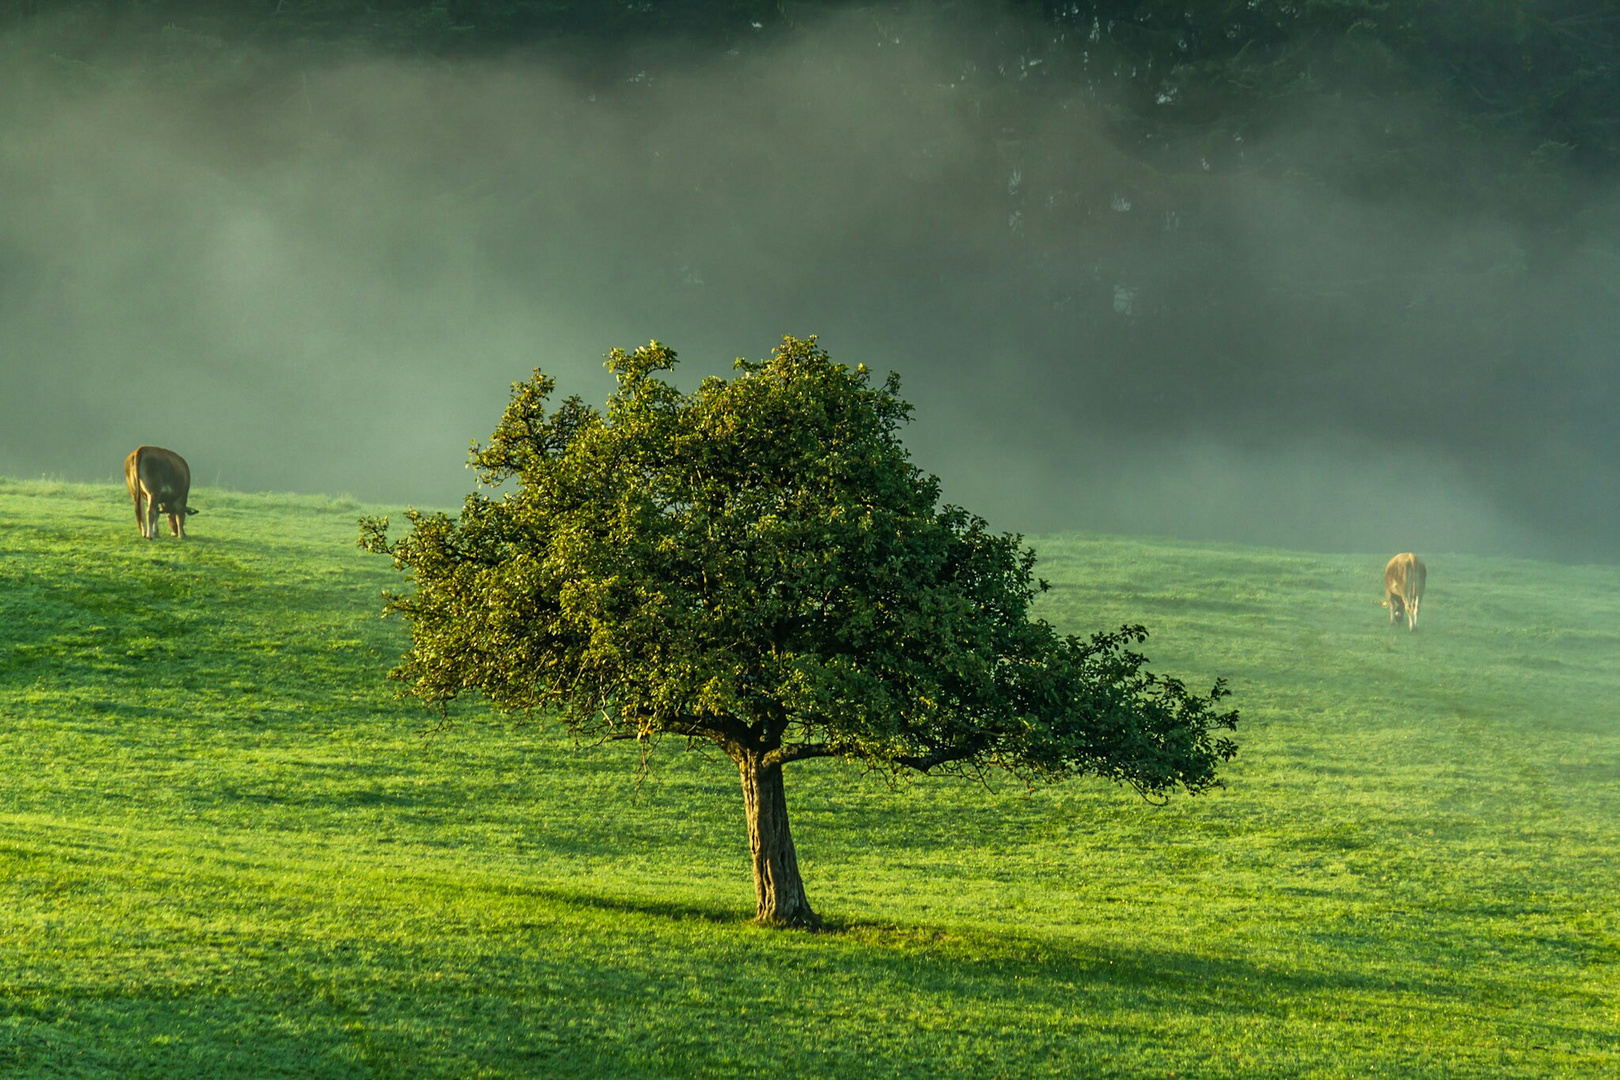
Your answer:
3;9;1615;562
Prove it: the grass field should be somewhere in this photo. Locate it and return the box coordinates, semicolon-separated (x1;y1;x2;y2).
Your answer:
2;476;1616;1078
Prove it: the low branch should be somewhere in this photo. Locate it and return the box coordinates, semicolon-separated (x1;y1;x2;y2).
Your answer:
892;743;983;774
598;712;753;749
763;743;838;768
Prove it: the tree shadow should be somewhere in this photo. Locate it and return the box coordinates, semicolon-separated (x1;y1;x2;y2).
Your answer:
515;883;1479;1010
506;883;750;926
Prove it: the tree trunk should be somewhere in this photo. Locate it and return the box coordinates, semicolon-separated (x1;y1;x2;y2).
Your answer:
738;754;819;928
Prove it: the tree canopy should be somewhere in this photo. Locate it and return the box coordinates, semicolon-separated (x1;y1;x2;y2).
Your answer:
360;337;1237;926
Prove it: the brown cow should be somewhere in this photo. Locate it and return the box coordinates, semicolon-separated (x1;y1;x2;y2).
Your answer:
125;446;197;539
1382;552;1426;631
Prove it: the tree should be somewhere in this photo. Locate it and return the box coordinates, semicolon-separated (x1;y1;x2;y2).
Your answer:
359;336;1238;928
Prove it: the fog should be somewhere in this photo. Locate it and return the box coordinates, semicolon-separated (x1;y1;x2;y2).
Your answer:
3;12;1615;561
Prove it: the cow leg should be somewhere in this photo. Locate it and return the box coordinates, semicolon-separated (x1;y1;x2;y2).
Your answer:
133;489;147;538
145;495;161;540
169;510;184;538
1408;593;1420;632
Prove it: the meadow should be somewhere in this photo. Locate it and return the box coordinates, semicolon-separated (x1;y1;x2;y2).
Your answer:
1;477;1615;1078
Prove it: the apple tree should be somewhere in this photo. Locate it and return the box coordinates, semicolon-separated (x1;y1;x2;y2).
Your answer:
359;336;1237;927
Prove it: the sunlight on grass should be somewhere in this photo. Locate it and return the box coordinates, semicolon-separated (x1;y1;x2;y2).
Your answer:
2;482;1616;1077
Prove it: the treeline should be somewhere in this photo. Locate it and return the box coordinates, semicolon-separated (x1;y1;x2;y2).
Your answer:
7;1;1618;199
5;2;1615;555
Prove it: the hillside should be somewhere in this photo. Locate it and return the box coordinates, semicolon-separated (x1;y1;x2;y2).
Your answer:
2;478;1616;1077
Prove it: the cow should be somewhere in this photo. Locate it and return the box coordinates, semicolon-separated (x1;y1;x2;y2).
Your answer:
124;445;197;539
1382;552;1426;631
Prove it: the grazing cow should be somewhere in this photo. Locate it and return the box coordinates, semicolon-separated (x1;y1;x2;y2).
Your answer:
1382;552;1426;631
124;445;197;539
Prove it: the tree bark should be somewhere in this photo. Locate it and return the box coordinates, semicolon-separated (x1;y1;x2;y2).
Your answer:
738;754;819;928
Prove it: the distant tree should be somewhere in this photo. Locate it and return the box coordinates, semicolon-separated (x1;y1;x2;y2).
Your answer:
360;336;1238;927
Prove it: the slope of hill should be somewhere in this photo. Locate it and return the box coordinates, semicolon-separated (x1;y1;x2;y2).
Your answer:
2;478;1615;1077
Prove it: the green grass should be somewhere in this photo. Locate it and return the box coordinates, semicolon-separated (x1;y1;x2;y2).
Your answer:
2;477;1615;1077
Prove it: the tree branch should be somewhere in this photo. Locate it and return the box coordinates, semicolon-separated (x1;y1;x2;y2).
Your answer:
763;743;837;768
596;712;753;750
892;743;984;774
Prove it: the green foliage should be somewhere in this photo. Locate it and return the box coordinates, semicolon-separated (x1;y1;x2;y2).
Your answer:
360;337;1236;798
2;479;1617;1075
